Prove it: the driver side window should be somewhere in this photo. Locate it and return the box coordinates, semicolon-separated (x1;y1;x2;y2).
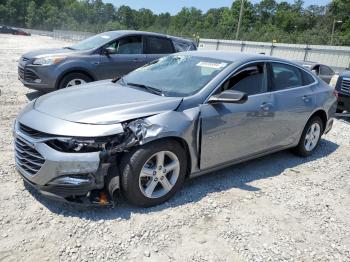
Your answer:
219;62;267;96
106;36;143;54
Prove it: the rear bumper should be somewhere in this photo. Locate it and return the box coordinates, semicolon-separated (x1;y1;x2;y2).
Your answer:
324;118;334;134
337;93;350;112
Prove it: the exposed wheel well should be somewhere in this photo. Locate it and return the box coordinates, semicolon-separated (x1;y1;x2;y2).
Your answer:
56;70;95;89
134;137;192;178
310;110;327;133
150;137;192;178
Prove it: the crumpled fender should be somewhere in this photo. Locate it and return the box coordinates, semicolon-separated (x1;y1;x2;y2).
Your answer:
130;107;201;173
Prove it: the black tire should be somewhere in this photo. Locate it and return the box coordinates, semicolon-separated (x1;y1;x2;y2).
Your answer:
120;140;187;207
336;109;343;113
293;116;323;157
58;72;92;89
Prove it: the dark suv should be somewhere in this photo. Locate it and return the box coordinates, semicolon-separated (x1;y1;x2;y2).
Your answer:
332;70;350;113
18;30;197;91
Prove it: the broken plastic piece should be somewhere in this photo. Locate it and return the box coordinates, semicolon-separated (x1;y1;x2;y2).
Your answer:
99;192;109;205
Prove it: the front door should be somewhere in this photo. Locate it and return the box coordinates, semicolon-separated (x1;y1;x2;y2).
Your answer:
200;62;277;170
98;35;147;79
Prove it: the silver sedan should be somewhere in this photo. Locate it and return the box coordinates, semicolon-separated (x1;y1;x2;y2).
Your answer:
14;51;337;207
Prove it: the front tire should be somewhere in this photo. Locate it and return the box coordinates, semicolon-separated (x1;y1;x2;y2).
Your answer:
293;116;323;157
336;109;343;113
58;72;92;89
120;140;187;207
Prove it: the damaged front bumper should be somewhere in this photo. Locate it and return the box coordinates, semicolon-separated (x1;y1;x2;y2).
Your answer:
13;121;118;205
13;113;162;206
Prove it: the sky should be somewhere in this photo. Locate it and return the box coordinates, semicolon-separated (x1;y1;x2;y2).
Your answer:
104;0;331;15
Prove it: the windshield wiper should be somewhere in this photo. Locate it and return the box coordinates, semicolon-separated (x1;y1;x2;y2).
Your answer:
126;82;164;96
64;46;75;50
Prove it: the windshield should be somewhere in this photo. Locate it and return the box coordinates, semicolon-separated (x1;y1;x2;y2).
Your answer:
121;55;230;97
70;32;118;51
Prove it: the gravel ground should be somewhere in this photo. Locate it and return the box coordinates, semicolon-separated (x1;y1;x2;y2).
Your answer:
0;34;350;262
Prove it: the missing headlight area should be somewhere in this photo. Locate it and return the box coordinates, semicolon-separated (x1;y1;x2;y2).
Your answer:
101;119;163;158
20;118;164;206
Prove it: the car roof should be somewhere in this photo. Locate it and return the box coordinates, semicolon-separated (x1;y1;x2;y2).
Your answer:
294;60;319;66
180;51;299;65
102;30;195;44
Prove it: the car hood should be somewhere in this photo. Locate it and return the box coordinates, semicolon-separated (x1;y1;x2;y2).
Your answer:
33;80;183;125
22;47;85;59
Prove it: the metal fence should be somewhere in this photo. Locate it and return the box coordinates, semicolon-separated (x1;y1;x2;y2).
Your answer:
21;29;350;71
19;28;94;42
52;30;94;42
20;28;53;37
199;38;350;71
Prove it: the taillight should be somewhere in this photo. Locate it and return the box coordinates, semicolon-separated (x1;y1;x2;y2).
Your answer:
333;90;339;99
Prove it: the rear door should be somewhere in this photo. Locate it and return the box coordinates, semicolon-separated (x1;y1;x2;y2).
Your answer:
268;62;317;146
144;36;175;63
97;35;147;79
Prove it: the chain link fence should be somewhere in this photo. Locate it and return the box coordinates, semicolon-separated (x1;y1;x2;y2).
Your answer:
19;28;94;42
199;38;350;71
19;29;350;71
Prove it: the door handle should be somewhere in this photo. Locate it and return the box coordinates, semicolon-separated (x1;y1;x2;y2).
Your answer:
133;58;139;62
302;95;311;102
260;102;272;111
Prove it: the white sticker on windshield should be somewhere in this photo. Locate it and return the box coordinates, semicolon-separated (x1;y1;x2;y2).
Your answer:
196;61;227;69
100;35;111;39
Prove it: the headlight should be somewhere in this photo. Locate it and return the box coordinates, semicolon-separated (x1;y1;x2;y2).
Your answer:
46;134;126;153
32;56;66;66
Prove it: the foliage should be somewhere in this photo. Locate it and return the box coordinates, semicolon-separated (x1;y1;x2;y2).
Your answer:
0;0;349;45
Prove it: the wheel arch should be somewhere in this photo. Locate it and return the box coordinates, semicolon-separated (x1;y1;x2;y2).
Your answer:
142;136;192;178
307;109;328;133
55;69;96;89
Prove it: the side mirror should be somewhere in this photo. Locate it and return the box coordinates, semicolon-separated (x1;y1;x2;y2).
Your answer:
103;47;117;56
208;90;248;104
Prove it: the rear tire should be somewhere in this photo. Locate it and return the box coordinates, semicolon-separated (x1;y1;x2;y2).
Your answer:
120;140;187;207
58;72;92;89
293;116;323;157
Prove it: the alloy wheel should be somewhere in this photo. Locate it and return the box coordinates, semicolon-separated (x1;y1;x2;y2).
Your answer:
139;151;180;199
66;78;86;87
304;122;321;151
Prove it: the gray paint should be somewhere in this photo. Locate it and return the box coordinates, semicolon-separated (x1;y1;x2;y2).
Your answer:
14;51;337;190
18;30;196;91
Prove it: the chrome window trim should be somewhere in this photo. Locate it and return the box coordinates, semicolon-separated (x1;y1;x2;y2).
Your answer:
205;59;318;103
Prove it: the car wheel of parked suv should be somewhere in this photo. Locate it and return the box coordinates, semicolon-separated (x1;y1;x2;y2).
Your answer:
58;72;92;89
120;140;187;207
293;116;323;157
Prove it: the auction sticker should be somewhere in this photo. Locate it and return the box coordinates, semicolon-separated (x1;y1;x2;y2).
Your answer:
196;61;227;69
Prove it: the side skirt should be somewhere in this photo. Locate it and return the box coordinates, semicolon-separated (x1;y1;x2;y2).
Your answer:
189;144;295;179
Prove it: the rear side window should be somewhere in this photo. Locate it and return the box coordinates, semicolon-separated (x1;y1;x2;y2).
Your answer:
300;69;316;85
320;65;334;75
173;41;192;52
145;36;174;54
271;62;302;91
